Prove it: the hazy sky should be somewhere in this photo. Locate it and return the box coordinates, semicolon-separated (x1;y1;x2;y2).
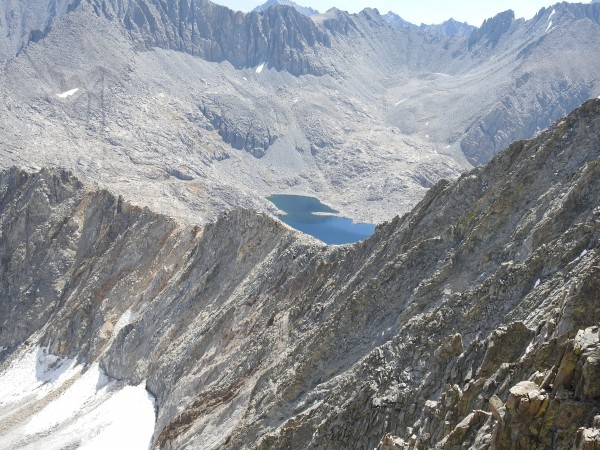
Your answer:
210;0;566;26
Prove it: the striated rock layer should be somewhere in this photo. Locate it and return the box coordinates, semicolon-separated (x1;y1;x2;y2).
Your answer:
1;100;600;448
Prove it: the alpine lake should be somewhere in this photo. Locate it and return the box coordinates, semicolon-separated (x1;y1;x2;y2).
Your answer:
267;194;376;245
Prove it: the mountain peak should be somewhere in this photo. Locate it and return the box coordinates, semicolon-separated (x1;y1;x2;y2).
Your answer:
384;11;475;37
468;9;515;48
383;11;413;28
420;18;475;37
253;0;319;16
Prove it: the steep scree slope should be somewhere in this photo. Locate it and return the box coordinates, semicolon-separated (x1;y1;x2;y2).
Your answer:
0;100;599;448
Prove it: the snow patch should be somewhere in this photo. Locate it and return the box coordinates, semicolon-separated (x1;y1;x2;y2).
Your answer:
394;98;407;106
25;364;155;450
574;249;588;263
549;9;556;20
545;21;553;32
79;382;155;450
25;364;110;434
56;88;79;98
255;63;265;74
0;347;79;408
534;279;540;288
0;348;155;450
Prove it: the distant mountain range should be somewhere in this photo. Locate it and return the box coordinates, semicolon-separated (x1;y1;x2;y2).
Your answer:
384;11;476;37
254;1;476;37
253;0;319;16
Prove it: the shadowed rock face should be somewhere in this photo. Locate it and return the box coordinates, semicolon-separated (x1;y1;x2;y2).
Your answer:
0;0;331;74
467;10;515;49
1;100;599;448
96;0;331;75
0;0;82;61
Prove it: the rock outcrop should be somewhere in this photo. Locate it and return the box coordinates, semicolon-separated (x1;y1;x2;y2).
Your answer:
467;10;516;49
199;98;278;157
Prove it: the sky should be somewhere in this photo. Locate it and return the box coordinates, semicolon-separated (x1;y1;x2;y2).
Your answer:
210;0;567;26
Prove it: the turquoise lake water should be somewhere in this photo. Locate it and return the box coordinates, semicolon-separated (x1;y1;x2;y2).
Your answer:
268;194;376;245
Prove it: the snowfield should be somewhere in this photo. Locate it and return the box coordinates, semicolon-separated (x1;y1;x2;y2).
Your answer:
0;347;156;449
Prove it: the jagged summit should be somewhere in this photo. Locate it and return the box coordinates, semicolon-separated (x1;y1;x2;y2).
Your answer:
384;10;475;37
383;11;413;28
0;0;330;74
468;9;515;48
253;0;319;16
420;17;475;37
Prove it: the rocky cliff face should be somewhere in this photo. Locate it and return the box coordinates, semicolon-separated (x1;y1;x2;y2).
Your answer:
459;2;600;164
0;0;81;61
96;0;330;75
467;10;516;49
1;98;599;448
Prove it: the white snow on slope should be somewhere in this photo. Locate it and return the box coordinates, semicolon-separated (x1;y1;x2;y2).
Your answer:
255;63;265;74
113;307;139;338
574;249;588;262
394;98;407;106
25;364;155;450
549;9;556;20
25;363;109;434
0;347;156;450
546;21;553;32
56;88;79;98
0;347;79;408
